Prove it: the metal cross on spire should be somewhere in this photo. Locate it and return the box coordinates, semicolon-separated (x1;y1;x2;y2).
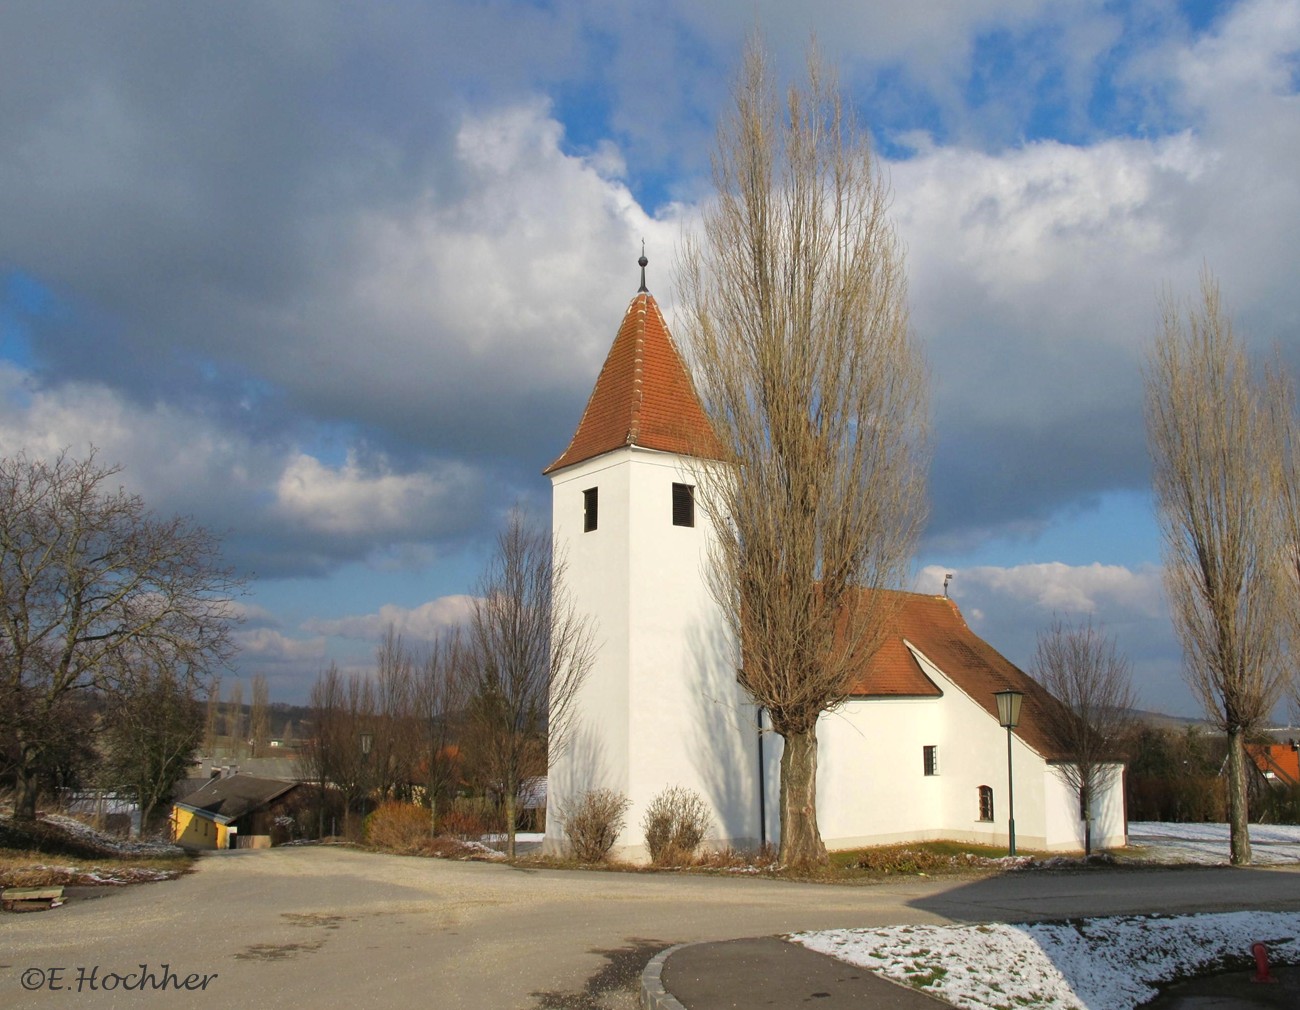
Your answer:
638;240;648;292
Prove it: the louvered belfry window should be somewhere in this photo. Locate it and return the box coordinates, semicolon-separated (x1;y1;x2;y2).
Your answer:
583;487;598;532
672;482;694;527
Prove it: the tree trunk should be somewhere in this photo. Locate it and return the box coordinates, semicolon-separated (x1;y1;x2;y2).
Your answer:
504;788;517;859
14;767;40;822
1226;725;1252;865
778;725;827;867
1082;783;1091;857
140;798;157;839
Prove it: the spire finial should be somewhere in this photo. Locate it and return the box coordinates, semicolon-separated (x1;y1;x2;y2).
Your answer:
638;241;648;293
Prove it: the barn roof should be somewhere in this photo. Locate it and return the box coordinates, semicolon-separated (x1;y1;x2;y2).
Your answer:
174;774;298;825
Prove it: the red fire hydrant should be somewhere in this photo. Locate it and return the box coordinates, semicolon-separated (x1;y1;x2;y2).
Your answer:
1251;942;1278;984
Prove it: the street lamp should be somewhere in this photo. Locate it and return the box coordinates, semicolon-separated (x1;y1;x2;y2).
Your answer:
994;689;1024;857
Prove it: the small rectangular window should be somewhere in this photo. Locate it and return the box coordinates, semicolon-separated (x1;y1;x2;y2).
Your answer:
978;785;994;822
583;488;598;532
672;482;694;527
923;745;938;776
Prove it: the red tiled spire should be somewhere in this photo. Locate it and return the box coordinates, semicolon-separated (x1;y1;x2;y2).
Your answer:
544;289;722;474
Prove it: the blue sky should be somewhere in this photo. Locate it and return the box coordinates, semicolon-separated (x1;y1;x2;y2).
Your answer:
2;0;1299;715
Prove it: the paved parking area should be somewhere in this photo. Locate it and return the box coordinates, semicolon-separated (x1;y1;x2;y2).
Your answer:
4;847;1300;1009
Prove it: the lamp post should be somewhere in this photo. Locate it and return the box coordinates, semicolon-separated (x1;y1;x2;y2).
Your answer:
349;731;373;841
994;689;1023;857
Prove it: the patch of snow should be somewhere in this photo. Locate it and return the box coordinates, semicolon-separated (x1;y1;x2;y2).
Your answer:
1128;821;1300;865
38;812;185;857
793;911;1300;1010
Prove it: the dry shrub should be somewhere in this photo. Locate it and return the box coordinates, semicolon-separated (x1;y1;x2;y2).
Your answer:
363;802;432;853
439;806;490;840
642;786;712;865
688;845;776;870
563;788;630;863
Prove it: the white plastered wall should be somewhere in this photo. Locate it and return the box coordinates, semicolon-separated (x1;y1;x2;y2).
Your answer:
792;642;1126;853
545;448;761;861
1043;761;1128;851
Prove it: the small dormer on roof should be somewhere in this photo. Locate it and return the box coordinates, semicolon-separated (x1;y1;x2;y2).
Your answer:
544;254;722;475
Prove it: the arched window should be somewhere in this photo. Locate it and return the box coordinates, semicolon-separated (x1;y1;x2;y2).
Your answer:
978;785;994;822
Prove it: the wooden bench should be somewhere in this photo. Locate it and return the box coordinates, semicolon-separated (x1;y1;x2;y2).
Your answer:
1;886;65;912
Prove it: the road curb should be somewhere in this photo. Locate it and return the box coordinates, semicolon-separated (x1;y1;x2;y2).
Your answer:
640;942;692;1010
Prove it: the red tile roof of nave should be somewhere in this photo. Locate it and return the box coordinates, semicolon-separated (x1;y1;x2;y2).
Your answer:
849;590;1068;760
544;291;723;475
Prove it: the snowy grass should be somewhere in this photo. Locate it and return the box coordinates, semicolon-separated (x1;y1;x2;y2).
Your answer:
792;824;1300;1010
37;812;186;857
792;911;1299;1010
1127;821;1300;865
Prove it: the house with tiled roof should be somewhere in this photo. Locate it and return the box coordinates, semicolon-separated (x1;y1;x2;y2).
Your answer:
1247;743;1300;788
171;774;301;850
543;258;1126;860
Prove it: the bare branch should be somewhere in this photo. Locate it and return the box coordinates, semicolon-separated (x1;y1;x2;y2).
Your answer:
466;509;596;857
0;449;242;821
1144;268;1289;864
675;40;928;865
1030;619;1134;855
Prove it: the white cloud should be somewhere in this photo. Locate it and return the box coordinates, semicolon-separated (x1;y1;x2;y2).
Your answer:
273;451;472;537
921;561;1166;619
302;595;477;641
1175;0;1300;109
0;363;486;574
235;627;329;667
916;561;1190;714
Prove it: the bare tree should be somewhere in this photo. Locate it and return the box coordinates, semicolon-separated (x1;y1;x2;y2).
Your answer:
0;450;241;821
101;659;203;834
418;629;467;835
224;680;244;757
1144;269;1289;865
301;663;377;840
467;510;596;857
249;674;271;758
1030;619;1134;856
375;627;428;803
202;674;222;755
676;43;928;865
298;667;339;838
1265;362;1300;719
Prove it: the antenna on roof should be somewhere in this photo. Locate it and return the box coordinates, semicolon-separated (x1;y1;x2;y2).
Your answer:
638;241;648;293
943;573;953;597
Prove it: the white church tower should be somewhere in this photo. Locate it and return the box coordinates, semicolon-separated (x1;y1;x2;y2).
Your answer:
542;256;766;861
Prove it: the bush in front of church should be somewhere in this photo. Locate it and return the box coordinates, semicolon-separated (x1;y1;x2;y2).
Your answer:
642;786;712;865
563;788;631;863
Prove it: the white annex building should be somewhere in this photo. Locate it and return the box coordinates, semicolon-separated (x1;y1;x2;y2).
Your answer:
543;269;1126;861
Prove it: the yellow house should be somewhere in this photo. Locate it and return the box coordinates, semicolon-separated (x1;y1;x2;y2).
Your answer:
171;774;298;850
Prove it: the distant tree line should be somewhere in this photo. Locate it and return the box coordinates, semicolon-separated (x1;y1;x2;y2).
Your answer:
294;510;595;851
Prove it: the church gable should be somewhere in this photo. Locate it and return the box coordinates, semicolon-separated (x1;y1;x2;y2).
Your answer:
847;591;1068;761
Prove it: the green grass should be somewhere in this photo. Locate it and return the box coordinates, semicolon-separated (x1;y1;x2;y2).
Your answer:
828;839;1053;877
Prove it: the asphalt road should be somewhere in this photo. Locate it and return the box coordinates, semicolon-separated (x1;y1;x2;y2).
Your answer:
4;848;1300;1010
